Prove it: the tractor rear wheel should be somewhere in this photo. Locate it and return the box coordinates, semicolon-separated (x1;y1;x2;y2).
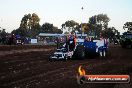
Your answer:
73;45;85;59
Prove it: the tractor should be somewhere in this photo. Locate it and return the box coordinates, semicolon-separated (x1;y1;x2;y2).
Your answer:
120;32;132;48
50;34;108;60
6;34;24;45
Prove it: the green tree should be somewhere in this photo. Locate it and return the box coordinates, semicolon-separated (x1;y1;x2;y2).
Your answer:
12;28;27;37
101;27;120;39
77;23;89;34
61;20;79;33
0;29;7;38
13;13;41;38
96;14;110;29
123;22;132;32
88;14;110;37
0;29;7;44
41;23;62;33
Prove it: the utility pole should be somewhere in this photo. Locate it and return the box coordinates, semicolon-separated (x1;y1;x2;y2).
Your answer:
81;7;84;38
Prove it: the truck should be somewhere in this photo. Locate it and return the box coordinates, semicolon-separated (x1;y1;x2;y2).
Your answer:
120;32;132;48
4;34;24;45
50;35;108;61
50;48;73;60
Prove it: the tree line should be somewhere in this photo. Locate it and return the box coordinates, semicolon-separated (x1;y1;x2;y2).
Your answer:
1;13;132;40
11;13;62;38
61;14;120;39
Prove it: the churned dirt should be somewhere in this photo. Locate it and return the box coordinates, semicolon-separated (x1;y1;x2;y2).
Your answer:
0;45;132;88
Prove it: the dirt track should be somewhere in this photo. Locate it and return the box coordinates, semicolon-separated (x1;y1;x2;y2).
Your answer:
0;45;132;88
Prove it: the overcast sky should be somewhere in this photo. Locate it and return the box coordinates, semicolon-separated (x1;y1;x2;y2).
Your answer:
0;0;132;33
